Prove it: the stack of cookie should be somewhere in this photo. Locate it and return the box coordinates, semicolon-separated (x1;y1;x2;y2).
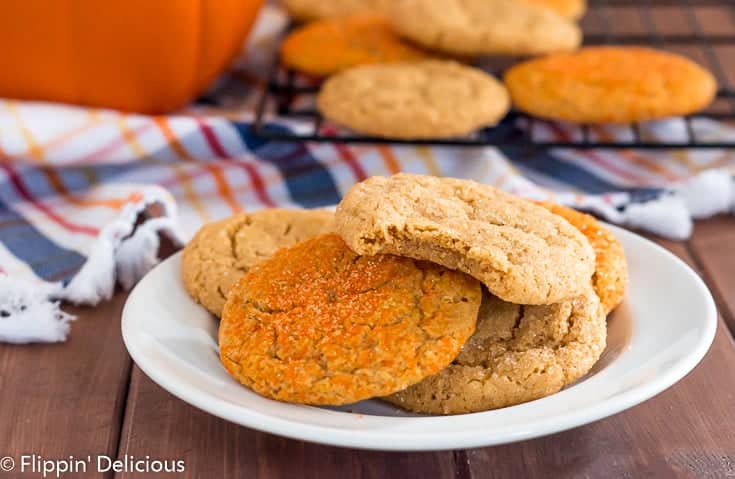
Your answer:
182;174;628;414
277;0;717;137
281;0;584;58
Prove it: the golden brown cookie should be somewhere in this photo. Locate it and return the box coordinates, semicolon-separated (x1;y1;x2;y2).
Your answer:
282;0;391;22
538;202;628;314
317;60;510;139
219;234;482;405
280;14;433;77
520;0;586;20
385;290;606;414
504;46;718;124
335;174;596;305
181;209;334;317
387;0;581;56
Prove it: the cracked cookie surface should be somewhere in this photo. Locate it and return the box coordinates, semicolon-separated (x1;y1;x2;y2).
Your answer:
538;202;628;314
335;174;595;305
385;289;606;414
387;0;581;56
316;60;509;140
181;209;334;317
219;233;482;405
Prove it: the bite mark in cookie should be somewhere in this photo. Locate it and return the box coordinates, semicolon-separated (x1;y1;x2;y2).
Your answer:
335;174;596;305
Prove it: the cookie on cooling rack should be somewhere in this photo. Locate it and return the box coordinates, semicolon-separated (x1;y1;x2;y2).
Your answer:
387;0;581;56
317;60;510;139
219;234;482;405
504;46;718;124
281;0;391;22
521;0;586;20
280;14;434;77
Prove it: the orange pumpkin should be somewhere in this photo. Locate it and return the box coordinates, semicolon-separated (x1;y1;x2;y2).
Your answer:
0;0;264;113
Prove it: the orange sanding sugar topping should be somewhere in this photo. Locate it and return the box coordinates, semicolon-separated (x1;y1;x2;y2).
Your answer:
538;202;628;314
280;14;434;77
219;234;481;405
504;46;717;123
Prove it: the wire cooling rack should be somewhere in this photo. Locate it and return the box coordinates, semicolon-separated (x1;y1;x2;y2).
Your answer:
253;0;735;149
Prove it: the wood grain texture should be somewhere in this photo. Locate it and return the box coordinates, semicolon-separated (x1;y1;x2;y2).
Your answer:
0;293;131;478
2;3;734;476
117;368;457;479
689;216;735;332
109;226;735;479
463;232;735;479
463;321;735;479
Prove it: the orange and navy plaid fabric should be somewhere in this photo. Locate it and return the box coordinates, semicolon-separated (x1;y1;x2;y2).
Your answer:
2;100;733;285
0;5;733;343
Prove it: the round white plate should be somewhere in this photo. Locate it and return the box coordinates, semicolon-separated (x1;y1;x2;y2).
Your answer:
122;225;717;451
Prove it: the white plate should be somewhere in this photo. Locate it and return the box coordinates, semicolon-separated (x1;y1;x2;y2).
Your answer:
122;225;717;451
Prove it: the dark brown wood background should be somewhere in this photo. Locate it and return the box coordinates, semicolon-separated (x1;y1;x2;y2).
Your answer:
2;3;735;478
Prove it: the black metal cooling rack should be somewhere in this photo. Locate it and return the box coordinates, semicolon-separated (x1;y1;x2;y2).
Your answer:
252;0;735;149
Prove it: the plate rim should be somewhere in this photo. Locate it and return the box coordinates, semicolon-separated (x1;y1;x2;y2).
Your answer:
122;224;718;451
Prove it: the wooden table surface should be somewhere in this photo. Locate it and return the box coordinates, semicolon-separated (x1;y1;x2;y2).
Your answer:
3;4;735;478
2;217;735;478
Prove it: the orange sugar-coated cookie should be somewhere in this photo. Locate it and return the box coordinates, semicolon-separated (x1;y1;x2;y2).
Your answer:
538;202;628;314
504;46;717;124
219;234;482;405
280;14;434;77
281;0;391;22
520;0;586;19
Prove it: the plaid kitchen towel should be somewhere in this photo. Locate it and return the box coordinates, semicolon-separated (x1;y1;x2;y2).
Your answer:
0;5;733;343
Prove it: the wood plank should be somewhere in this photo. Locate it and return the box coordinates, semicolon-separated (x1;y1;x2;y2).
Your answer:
0;293;132;479
463;231;735;479
114;225;735;478
464;320;735;479
116;367;458;479
114;236;458;478
688;215;735;333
